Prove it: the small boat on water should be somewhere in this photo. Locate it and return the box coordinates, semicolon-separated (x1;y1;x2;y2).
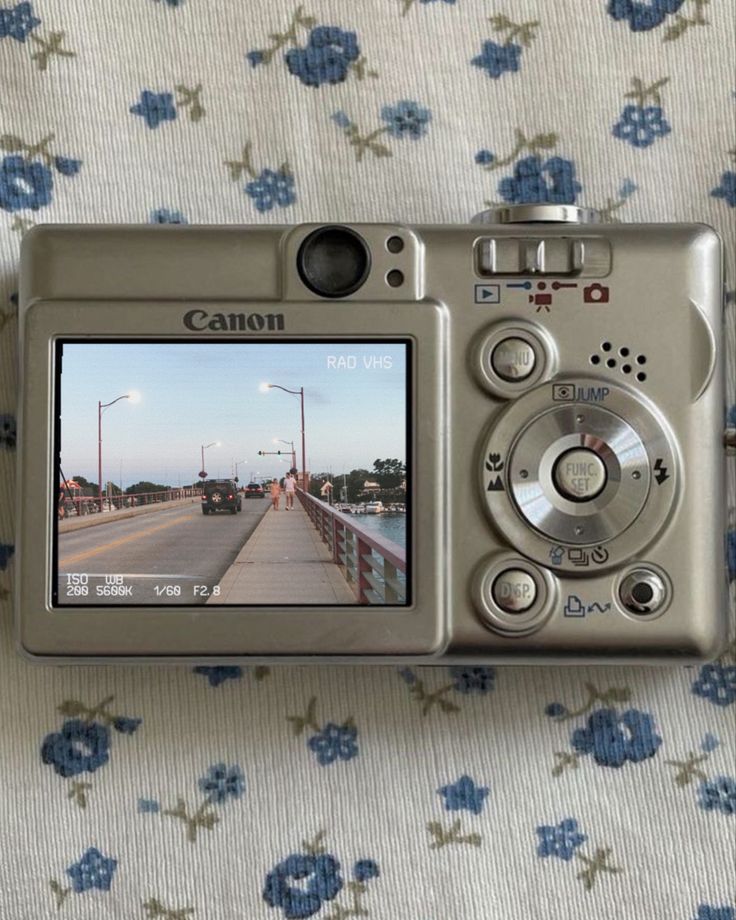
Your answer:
364;501;384;514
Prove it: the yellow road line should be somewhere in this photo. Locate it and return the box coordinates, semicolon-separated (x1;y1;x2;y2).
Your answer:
59;510;197;567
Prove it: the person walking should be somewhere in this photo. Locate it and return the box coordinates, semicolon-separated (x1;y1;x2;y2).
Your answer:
284;472;296;510
270;478;281;511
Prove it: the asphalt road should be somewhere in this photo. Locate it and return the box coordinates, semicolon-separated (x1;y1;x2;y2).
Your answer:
56;497;270;605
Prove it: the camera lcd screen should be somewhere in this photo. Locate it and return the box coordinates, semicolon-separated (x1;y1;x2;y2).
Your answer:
53;340;411;608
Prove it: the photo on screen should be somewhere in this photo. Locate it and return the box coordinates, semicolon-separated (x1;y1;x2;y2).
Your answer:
54;340;410;607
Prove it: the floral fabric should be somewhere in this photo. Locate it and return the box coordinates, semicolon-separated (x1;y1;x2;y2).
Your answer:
0;1;735;918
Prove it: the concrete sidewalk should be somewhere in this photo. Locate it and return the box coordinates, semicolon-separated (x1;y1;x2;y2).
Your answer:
212;504;356;604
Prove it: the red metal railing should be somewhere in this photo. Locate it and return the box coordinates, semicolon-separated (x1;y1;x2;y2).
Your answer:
298;489;407;605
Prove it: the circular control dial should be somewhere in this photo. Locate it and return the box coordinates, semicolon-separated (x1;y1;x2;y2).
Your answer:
480;379;677;573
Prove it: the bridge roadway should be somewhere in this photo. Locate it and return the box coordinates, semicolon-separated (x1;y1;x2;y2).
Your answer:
57;498;270;605
57;498;356;606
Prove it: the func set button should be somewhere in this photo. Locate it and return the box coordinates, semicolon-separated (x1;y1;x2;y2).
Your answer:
552;448;607;502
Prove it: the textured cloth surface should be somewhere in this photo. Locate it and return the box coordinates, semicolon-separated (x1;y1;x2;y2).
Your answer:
1;1;736;918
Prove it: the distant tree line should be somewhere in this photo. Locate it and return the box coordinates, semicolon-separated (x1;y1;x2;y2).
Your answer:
308;458;407;503
66;475;193;496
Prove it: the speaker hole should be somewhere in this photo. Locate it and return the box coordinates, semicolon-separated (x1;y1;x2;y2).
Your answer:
637;372;647;382
619;346;630;357
386;235;404;254
636;355;647;365
606;358;616;368
602;341;612;352
622;364;632;374
386;269;404;288
590;355;600;365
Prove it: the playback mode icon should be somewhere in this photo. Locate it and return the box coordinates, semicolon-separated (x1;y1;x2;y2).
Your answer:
475;284;500;304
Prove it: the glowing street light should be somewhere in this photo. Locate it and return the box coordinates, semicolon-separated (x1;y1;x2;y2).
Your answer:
98;391;140;512
273;437;297;470
259;383;306;489
200;441;220;479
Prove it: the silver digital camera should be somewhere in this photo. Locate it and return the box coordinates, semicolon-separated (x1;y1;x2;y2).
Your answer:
15;205;731;663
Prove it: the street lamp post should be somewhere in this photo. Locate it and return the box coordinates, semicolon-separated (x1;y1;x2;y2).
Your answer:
98;391;139;512
260;384;306;489
234;458;247;481
200;442;220;480
273;438;297;471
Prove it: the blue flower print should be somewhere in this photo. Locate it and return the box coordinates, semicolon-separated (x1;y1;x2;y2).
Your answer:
285;26;360;88
475;149;495;166
130;90;177;129
536;818;587;861
246;49;265;67
66;848;118;893
352;859;380;882
137;798;160;813
692;663;736;708
698;776;736;815
498;155;582;205
308;723;358;766
0;543;14;569
53;156;81;176
198;763;246;804
264;853;343;919
41;720;110;778
0;2;40;42
0;155;53;212
613;105;671;148
545;702;568;718
695;907;736;920
571;707;662;767
438;775;490;815
245;169;296;213
380;100;431;139
194;665;243;686
150;207;188;225
0;415;16;450
450;666;495;694
471;40;522;79
728;528;736;580
711;172;736;207
607;0;685;32
112;716;142;734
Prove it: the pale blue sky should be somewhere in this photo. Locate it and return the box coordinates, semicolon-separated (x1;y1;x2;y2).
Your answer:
59;342;408;488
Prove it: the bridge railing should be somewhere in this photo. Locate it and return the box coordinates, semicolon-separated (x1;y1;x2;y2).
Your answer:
60;487;202;517
298;490;407;605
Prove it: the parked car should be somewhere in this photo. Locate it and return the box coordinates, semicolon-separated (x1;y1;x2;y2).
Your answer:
201;479;242;514
244;482;265;499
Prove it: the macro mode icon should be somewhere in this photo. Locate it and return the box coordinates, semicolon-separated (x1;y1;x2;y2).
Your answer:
14;207;732;664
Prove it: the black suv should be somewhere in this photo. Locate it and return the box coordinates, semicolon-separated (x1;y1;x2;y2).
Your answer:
201;479;242;514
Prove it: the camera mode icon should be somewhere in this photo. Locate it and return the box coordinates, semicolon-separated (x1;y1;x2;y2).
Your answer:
583;283;609;304
552;384;575;402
